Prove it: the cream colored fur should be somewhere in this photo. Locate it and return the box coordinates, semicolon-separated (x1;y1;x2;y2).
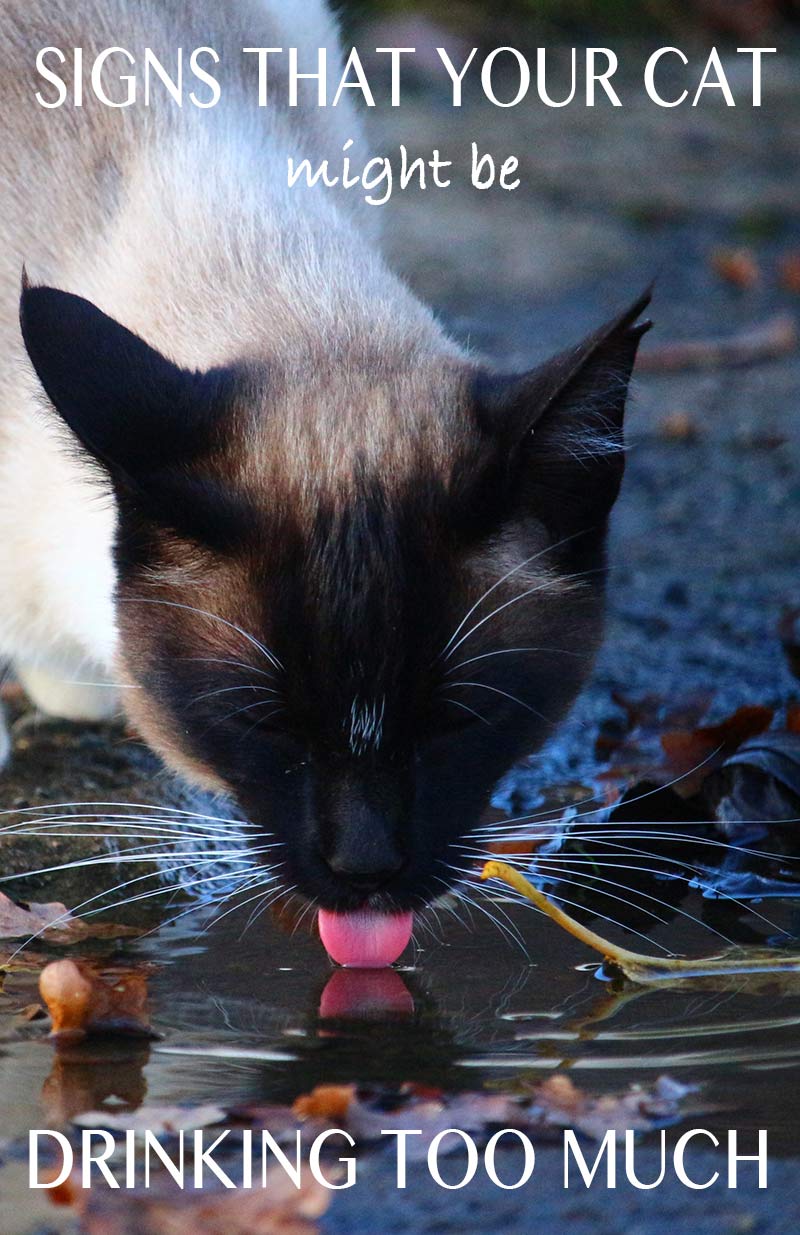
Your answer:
0;0;455;761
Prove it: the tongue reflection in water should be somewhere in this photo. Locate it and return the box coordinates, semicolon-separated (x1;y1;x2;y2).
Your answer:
318;910;414;968
319;969;415;1019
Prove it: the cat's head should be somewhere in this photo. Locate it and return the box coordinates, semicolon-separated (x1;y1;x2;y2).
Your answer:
20;279;650;916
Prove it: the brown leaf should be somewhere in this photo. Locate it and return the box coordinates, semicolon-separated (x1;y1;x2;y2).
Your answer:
660;704;774;797
292;1084;355;1123
527;1074;697;1141
658;411;699;443
485;838;545;857
710;247;760;290
0;890;139;945
39;959;154;1041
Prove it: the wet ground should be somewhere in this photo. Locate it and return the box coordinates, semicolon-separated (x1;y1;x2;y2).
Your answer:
2;43;800;1235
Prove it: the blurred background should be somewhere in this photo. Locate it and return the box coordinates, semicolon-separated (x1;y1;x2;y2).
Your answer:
325;0;800;795
345;0;800;39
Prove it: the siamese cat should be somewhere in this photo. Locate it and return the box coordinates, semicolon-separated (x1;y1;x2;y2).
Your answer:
0;0;649;961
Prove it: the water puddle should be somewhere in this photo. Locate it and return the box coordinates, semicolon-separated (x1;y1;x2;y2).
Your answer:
3;867;800;1175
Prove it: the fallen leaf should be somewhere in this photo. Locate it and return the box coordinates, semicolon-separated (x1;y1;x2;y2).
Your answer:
292;1077;694;1155
0;890;138;945
292;1084;354;1123
39;959;154;1041
711;247;760;289
660;704;774;797
526;1074;696;1141
658;411;699;442
485;838;546;857
709;732;800;827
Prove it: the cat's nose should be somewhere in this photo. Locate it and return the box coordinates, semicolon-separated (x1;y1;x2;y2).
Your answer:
325;847;406;892
316;766;411;892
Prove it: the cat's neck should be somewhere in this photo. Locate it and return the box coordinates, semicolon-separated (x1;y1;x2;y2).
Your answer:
75;123;452;374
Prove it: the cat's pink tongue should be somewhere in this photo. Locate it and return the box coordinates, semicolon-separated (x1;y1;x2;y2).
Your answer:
318;909;413;968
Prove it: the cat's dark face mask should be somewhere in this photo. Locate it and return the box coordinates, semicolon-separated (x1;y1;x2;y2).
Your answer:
20;278;650;919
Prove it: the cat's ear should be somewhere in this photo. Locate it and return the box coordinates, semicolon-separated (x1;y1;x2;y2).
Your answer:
19;276;229;484
473;290;652;538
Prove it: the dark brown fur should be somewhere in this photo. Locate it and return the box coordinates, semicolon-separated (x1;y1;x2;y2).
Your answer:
21;282;651;912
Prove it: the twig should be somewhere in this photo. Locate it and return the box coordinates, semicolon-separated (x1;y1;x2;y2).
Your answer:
638;313;797;373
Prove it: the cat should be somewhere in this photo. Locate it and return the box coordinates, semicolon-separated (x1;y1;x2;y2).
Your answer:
0;0;649;956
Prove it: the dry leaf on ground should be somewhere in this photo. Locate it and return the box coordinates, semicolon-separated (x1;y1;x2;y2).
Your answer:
658;411;699;442
292;1084;355;1122
526;1074;696;1141
659;704;774;797
290;1075;695;1153
0;890;138;945
710;247;760;289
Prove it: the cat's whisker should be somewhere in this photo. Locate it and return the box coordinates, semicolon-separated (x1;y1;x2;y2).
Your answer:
546;829;800;863
145;872;289;939
290;895;318;940
437;530;589;663
442;698;493;727
0;810;252;832
199;873;281;936
180;656;275;681
0;800;254;827
5;856;268;961
0;848;254;885
57;679;140;690
188;683;282;708
468;745;726;838
443;565;606;665
445;680;550;724
455;868;675;955
437;874;528;954
123;596;285;675
86;865;270;928
202;700;284;735
461;847;735;944
464;816;793;937
445;645;588;676
545;836;789;934
241;881;292;936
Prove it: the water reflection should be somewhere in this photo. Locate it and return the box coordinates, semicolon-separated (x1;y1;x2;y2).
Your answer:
319;968;415;1020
